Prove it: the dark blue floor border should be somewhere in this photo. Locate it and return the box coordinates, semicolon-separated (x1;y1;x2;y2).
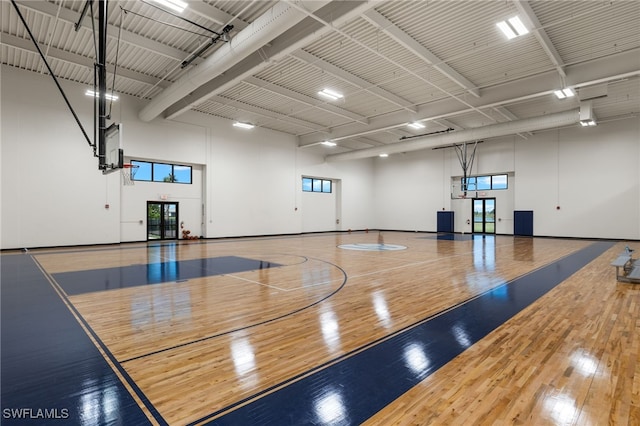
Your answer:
1;254;161;425
52;256;284;295
194;241;614;425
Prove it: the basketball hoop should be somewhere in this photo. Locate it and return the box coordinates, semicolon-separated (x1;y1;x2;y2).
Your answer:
121;164;139;186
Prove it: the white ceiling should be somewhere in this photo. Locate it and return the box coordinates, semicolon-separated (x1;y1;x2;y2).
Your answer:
2;0;639;158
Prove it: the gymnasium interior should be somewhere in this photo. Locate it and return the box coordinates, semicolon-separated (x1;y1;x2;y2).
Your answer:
1;1;639;424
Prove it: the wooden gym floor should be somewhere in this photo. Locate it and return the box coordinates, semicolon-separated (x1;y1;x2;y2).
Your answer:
1;231;638;425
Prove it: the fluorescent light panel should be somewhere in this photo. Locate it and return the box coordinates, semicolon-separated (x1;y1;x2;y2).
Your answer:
379;153;388;158
151;0;187;13
321;141;337;147
85;89;118;101
580;120;597;127
318;89;343;101
554;88;575;99
497;16;528;39
408;122;425;129
233;122;254;129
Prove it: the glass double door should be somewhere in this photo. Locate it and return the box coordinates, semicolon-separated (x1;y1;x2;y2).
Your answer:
473;198;495;234
147;202;179;240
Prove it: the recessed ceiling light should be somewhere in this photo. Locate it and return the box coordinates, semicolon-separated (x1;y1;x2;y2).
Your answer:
233;122;254;129
554;88;575;99
321;141;337;147
408;122;425;130
85;89;118;101
318;89;344;101
580;120;597;127
497;16;528;39
150;0;188;13
508;17;529;36
379;153;388;158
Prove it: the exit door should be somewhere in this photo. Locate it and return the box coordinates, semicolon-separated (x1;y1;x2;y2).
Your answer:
473;198;495;234
147;202;179;240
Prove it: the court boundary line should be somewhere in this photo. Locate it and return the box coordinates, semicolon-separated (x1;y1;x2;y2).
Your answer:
118;256;348;363
31;255;168;426
187;242;608;424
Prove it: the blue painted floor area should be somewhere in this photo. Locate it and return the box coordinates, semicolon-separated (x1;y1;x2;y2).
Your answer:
53;256;282;295
1;254;156;425
421;233;477;241
202;241;614;425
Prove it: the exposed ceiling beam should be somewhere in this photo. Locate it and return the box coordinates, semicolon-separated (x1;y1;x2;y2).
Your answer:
298;48;640;146
433;118;463;131
161;1;374;120
362;10;480;98
15;1;200;63
244;76;368;124
139;0;332;122
290;49;418;113
209;95;328;132
326;109;580;161
185;0;248;30
514;1;566;78
1;32;169;89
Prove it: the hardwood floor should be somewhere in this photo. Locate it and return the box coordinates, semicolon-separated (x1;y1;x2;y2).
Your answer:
2;232;638;425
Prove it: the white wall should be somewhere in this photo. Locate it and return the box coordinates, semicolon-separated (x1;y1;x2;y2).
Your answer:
373;119;640;239
1;65;121;249
175;112;376;238
515;121;640;239
2;64;638;248
1;67;376;248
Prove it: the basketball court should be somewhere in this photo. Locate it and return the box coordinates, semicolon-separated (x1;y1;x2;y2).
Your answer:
2;232;638;424
2;0;640;425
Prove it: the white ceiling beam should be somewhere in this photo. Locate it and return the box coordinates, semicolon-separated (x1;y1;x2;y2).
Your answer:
362;10;480;98
290;49;418;113
1;32;169;89
298;48;640;146
185;0;248;30
433;118;463;131
244;76;368;124
15;1;199;63
162;1;376;120
514;1;566;78
326;109;580;161
210;95;328;132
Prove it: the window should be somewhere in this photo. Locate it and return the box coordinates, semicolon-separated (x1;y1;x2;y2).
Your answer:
477;176;491;190
131;160;192;184
153;163;173;182
132;160;152;181
302;178;313;192
462;174;507;191
302;177;332;193
492;174;507;189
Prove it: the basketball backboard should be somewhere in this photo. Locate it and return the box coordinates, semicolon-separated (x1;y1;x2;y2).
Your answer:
102;122;123;174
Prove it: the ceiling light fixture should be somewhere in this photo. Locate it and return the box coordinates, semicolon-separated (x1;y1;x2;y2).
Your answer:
497;16;529;40
580;120;597;127
150;0;188;13
321;141;337;147
85;89;118;101
318;89;344;101
408;122;425;130
379;153;389;158
554;88;575;99
233;122;254;129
